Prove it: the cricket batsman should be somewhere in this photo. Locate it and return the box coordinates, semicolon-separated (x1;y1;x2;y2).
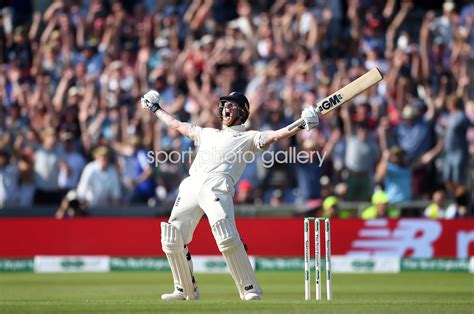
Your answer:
141;90;319;301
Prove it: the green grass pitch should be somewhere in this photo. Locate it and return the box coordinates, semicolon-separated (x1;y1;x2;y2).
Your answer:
0;272;472;313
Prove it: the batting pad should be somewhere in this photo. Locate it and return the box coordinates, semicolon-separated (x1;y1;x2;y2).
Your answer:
184;245;197;287
161;222;196;300
211;219;262;299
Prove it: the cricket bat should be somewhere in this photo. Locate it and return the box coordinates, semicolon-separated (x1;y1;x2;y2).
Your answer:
288;68;383;131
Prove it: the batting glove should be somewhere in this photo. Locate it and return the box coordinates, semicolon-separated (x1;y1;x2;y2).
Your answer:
300;107;320;131
141;90;162;113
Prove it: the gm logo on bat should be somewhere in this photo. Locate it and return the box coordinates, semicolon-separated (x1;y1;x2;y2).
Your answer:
318;94;343;112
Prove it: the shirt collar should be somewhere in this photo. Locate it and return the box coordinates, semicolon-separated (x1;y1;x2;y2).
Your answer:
223;124;246;132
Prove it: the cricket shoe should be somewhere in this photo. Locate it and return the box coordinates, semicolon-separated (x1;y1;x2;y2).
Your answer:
161;287;200;301
243;292;261;301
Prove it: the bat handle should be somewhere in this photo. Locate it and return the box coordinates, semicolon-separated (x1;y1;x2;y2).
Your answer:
287;118;304;131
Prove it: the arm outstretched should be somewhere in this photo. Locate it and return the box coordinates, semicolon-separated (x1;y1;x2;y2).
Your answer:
257;106;320;148
141;90;198;141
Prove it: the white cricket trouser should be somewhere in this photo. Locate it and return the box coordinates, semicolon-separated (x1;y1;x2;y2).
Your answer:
168;174;235;243
166;173;262;299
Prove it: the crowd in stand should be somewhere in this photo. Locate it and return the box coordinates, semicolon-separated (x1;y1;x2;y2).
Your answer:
0;0;473;219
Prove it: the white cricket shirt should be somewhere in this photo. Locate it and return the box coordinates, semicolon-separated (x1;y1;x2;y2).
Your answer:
189;125;267;183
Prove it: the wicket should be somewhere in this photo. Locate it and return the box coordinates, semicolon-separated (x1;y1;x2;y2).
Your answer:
304;217;332;301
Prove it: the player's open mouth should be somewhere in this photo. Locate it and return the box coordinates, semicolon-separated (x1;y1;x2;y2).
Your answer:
224;111;231;118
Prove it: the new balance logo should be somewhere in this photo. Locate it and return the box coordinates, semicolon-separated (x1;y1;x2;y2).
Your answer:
348;219;442;257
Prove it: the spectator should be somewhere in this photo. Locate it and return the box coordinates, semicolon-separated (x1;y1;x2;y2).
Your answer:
115;135;156;204
296;128;340;204
378;111;444;203
74;40;104;77
424;188;447;219
396;104;443;198
396;105;433;164
148;67;176;108
375;146;412;203
58;132;86;191
33;128;63;205
322;196;338;218
17;146;35;207
439;95;470;191
430;1;456;47
76;146;121;208
0;151;18;207
261;137;296;204
295;138;321;203
361;190;399;219
445;186;470;219
341;105;379;201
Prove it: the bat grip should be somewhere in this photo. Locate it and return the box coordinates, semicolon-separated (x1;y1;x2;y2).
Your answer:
287;118;304;131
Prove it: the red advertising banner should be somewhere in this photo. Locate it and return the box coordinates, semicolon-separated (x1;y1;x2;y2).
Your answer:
0;218;473;258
